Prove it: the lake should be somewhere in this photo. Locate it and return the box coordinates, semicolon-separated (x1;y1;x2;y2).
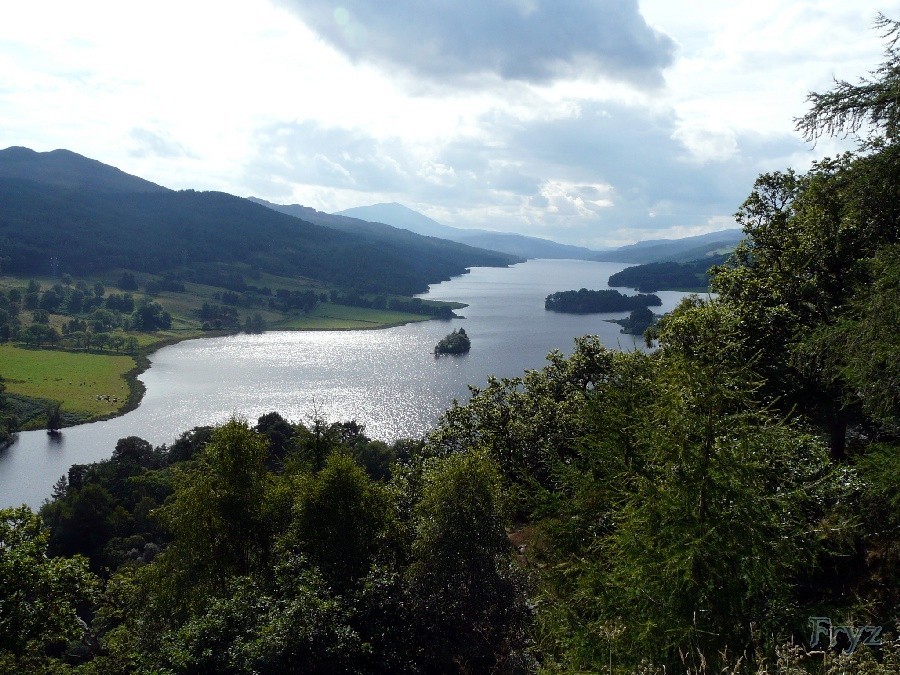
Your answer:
0;259;697;507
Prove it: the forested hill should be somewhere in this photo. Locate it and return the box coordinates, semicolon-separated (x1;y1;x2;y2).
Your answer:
248;197;525;270
336;201;602;260
0;148;518;295
608;253;730;292
0;146;168;193
594;229;743;263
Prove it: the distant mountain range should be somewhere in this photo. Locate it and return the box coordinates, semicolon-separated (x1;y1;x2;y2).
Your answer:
0;148;518;295
592;229;743;264
336;203;602;260
334;202;743;264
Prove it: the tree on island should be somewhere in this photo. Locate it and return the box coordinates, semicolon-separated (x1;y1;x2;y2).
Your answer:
545;288;661;314
435;328;471;355
618;306;655;335
46;402;62;434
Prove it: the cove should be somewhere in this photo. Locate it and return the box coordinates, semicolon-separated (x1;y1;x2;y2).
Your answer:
0;259;698;507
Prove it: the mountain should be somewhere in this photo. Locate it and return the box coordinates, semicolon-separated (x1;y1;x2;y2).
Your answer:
250;197;523;270
337;203;460;238
336;202;743;263
594;229;743;264
335;202;600;260
0;148;517;295
0;146;168;193
453;231;600;260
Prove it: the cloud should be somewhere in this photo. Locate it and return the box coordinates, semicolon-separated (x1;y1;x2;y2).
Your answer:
129;128;190;159
246;122;413;195
244;99;806;247
275;0;676;87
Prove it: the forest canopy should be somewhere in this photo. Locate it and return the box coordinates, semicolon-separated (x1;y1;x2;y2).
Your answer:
544;288;661;314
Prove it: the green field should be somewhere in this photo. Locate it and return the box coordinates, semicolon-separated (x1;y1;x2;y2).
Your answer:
274;303;430;330
0;344;135;418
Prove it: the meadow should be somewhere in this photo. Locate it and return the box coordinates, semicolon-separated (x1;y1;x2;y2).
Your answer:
0;344;135;420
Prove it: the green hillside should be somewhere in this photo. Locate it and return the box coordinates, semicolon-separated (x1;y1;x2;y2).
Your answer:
0;148;519;296
608;253;731;292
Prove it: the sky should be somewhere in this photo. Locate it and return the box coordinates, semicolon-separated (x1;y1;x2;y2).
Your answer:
0;1;889;248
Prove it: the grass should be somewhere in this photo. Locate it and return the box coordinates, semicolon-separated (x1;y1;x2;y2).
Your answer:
0;344;135;419
274;303;430;330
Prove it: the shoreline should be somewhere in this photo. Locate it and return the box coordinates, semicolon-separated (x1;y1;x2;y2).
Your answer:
31;313;447;432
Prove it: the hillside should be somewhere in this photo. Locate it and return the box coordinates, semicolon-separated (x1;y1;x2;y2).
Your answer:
0;148;517;295
249;198;524;269
607;254;731;292
0;146;167;193
336;202;744;263
594;229;743;263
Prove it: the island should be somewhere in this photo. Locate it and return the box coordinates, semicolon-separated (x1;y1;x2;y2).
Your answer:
607;254;730;292
434;328;471;355
544;288;661;314
610;306;656;335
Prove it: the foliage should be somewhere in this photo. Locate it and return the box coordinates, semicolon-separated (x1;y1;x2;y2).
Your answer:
9;22;900;672
0;376;18;446
434;327;470;354
615;305;655;335
0;172;516;296
151;418;277;612
405;449;532;673
711;135;900;459
545;287;662;313
796;14;900;143
0;507;97;671
607;254;729;292
283;452;392;593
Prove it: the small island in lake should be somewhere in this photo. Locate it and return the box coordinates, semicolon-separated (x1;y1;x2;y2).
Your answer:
607;254;730;292
434;328;471;355
610;306;657;335
545;288;661;314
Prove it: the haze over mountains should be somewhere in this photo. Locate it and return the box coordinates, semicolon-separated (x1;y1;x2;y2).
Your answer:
336;203;602;260
335;202;742;263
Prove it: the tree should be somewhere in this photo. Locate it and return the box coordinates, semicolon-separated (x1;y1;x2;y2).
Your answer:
797;14;900;143
833;246;900;423
151;418;277;613
46;401;62;433
712;21;900;458
21;323;58;347
116;271;138;291
434;327;470;354
405;450;530;673
130;300;172;331
601;300;832;666
284;452;391;593
0;507;97;668
619;305;654;335
255;411;295;464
